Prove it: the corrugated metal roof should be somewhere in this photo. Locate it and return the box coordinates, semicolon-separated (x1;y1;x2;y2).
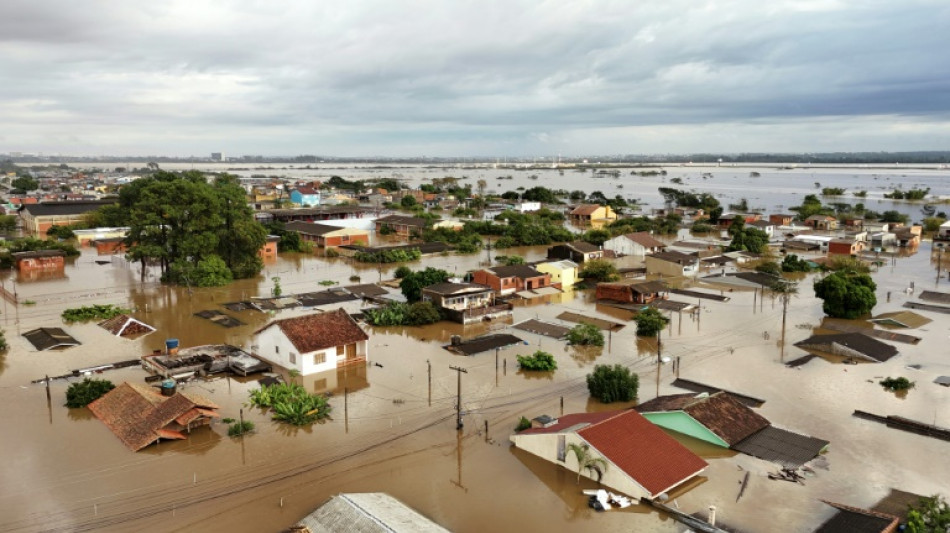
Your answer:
296;492;449;533
732;425;828;468
23;327;80;351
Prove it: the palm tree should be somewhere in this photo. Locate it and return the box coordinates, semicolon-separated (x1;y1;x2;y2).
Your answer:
566;443;608;484
770;279;799;362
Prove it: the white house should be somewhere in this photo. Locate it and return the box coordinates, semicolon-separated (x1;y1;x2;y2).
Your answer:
510;410;708;500
254;308;369;376
603;231;666;258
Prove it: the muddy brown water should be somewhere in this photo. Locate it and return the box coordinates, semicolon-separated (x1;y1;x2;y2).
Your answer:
1;241;949;532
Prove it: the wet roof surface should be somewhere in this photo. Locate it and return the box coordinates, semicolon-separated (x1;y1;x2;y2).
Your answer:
732;426;829;468
444;334;525;355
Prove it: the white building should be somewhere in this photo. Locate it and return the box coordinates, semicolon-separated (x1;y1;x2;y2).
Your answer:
603;231;666;258
254;308;369;376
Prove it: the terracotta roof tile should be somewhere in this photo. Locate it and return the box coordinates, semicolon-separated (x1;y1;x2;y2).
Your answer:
578;410;708;497
570;204;603;216
263;308;369;354
623;232;667;249
637;392;770;446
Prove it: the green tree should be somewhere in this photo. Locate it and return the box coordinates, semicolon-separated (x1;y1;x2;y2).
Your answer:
497;255;525;266
271;276;282;297
0;215;17;232
407;301;441;325
168;255;233;287
634;308;669;337
906;495;950;533
0;329;7;352
813;270;877;319
45;225;76;240
11;176;38;191
586;364;639;403
400;195;417;209
122;171;265;283
579;259;619;282
394;265;412;279
781;254;812;272
582;228;611;246
567;323;605;346
726;217;770;253
566;443;608;484
399;267;451;302
65;379;115;408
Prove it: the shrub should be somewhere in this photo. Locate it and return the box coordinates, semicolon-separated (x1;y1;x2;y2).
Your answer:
755;261;782;276
354;248;421;263
814;270;877;319
879;377;914;391
516;351;558;371
228;420;255;437
65;379;115;408
515;416;532;432
567;323;604;346
406;301;441;325
394;265;412;279
248;382;331;426
586;364;638;403
781;254;812;272
62;304;131;323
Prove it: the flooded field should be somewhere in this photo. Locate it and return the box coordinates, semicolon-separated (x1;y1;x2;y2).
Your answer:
2;168;950;531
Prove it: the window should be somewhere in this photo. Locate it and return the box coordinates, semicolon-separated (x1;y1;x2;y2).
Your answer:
275;346;280;354
336;345;345;356
289;352;296;365
314;352;326;365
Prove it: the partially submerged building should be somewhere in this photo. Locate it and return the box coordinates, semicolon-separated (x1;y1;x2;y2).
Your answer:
98;314;155;338
596;280;668;305
636;392;829;468
291;492;449;533
603;232;667;258
472;265;552;296
510;409;708;500
534;259;579;289
255;309;369;376
421;282;512;324
645;251;700;278
88;382;220;452
23;327;80;351
286;221;371;248
547;241;603;264
794;333;899;363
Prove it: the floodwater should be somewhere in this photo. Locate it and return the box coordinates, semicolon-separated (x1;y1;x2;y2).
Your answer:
3;171;950;531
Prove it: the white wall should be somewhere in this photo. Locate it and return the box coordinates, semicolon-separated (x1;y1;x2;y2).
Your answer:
256;326;338;376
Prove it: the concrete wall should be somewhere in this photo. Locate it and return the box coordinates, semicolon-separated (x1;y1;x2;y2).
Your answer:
510;432;652;500
604;236;647;257
255;326;368;375
536;263;576;288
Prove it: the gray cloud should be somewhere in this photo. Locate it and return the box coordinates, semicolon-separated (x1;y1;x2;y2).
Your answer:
1;0;948;156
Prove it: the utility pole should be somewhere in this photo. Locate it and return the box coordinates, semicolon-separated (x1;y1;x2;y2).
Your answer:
656;323;662;398
449;366;468;430
427;359;432;406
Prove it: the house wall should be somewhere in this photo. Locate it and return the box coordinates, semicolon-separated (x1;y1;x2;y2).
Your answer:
535;263;576;288
258;241;278;258
604;236;648;257
16;256;65;272
473;271;519;295
423;291;493;310
510;432;652;499
95;241;127;255
641;412;729;448
256;327;368;376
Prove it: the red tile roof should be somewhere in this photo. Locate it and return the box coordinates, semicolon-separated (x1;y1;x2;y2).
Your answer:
578;410;708;497
88;383;219;451
262;308;369;354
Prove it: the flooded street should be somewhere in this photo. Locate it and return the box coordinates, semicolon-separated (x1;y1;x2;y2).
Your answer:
2;167;950;532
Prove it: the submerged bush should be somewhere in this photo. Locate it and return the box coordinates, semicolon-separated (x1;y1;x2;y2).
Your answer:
879;377;914;391
516;351;558;371
65;379;115;408
248;382;331;426
227;420;255;437
62;304;131;323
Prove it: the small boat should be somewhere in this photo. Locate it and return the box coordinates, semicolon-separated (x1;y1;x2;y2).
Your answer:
922;204;936;216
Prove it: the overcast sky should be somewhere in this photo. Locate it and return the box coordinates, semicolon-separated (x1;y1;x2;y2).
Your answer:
1;0;948;157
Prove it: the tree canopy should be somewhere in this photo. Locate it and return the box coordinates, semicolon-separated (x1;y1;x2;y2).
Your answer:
399;267;451;302
634;308;669;337
586;364;639;403
813;270;877;319
120;171;266;284
725;217;770;253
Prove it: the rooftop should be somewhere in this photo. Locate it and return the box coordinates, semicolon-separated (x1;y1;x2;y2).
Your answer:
486;265;545;279
293;492;449;533
423;282;493;296
258;308;369;354
636;392;770;445
621;231;667;248
795;333;899;362
570;204;605;216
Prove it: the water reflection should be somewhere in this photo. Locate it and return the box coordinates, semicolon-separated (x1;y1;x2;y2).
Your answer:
138;425;222;456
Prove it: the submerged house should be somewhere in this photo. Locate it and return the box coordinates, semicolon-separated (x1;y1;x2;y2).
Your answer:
635;392;770;448
603;232;666;258
794;333;899;363
472;265;552;296
255;309;369;376
88;382;220;451
568;204;617;225
645;251;700;278
547;241;603;264
534;259;579;289
98;314;155;338
421;282;512;324
292;493;449;533
636;392;829;467
23;327;80;351
286;221;371;248
510;409;708;500
596;280;668;305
